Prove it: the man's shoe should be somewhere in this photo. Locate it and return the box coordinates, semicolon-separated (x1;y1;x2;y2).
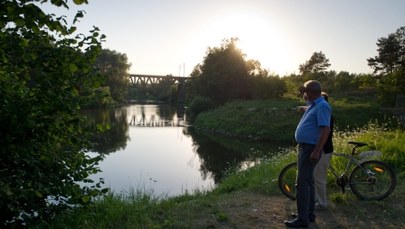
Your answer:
315;203;327;210
309;214;316;222
290;213;316;222
284;218;309;228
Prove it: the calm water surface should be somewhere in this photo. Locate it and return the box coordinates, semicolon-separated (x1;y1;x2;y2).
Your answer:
92;127;211;196
84;104;284;197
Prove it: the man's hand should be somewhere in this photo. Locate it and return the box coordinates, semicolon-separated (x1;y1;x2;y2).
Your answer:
310;150;321;161
311;126;330;162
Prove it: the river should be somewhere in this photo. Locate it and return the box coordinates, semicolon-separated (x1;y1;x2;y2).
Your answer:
82;103;284;197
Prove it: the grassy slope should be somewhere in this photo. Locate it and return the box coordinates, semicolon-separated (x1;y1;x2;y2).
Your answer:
193;93;385;142
193;99;304;142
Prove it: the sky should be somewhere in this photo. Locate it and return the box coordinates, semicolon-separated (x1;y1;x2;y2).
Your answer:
41;0;405;76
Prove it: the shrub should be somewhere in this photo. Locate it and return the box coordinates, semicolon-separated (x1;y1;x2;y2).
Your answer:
188;96;215;117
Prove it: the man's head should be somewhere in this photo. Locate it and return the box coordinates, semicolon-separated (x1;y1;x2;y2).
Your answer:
302;80;322;101
321;91;329;102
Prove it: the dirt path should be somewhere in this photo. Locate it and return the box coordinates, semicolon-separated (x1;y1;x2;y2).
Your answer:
185;190;405;229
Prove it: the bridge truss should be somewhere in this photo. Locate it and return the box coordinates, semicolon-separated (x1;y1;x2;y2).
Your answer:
129;74;189;85
128;74;190;103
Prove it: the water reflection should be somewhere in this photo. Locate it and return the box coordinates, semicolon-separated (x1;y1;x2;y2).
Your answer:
82;104;284;196
128;105;186;127
189;129;282;183
82;108;130;154
190;130;249;183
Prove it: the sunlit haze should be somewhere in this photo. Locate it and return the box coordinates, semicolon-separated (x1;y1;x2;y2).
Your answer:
41;0;405;76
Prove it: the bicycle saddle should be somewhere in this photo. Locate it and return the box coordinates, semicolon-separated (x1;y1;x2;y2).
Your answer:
348;141;368;147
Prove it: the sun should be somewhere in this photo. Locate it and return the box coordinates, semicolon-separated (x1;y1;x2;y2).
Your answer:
204;13;291;75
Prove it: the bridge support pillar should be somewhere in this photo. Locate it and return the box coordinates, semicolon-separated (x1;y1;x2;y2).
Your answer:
177;79;185;104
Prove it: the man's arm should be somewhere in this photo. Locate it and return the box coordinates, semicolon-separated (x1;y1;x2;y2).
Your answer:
310;126;330;161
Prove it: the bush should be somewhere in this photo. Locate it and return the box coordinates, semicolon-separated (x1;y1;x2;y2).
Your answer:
83;87;117;107
0;1;107;226
188;96;215;117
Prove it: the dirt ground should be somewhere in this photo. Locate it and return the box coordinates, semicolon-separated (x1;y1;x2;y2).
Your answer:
186;190;405;229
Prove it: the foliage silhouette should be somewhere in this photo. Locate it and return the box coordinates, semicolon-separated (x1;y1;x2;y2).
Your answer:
0;0;108;226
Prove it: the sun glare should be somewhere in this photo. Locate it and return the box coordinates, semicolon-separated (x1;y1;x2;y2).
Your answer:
204;13;291;75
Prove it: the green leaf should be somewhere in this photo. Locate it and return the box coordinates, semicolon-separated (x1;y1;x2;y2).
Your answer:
81;195;91;203
3;188;14;196
73;0;87;5
15;18;26;27
97;123;111;132
35;191;43;198
50;0;64;7
69;63;79;72
69;26;77;33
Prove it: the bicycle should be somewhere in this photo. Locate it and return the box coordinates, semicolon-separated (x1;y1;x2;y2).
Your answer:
278;141;396;201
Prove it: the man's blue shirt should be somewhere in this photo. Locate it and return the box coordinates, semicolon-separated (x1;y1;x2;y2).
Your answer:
295;97;331;145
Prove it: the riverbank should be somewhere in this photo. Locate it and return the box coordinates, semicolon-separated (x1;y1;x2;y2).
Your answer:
37;152;405;228
35;97;405;228
192;93;385;142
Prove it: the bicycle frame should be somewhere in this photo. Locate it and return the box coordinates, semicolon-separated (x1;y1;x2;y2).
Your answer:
328;151;381;193
328;142;370;183
328;152;361;178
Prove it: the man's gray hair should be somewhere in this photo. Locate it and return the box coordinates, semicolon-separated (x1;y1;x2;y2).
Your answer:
304;80;322;94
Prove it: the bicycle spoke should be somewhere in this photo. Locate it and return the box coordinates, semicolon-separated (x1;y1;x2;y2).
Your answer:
349;160;396;200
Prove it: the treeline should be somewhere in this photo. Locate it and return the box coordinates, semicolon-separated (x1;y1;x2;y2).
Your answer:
185;27;405;115
81;27;405;108
92;29;405;108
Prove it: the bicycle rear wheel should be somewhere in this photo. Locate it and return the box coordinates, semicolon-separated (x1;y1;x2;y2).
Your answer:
349;160;396;200
278;162;297;200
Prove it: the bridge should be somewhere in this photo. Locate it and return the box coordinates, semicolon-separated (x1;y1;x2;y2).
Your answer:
129;74;191;103
129;74;190;85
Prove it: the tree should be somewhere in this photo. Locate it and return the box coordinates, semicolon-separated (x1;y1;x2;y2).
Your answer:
94;49;131;103
334;71;356;91
0;0;107;225
245;60;286;99
251;74;286;99
189;38;253;104
299;51;331;74
186;38;286;104
368;27;405;106
368;26;405;74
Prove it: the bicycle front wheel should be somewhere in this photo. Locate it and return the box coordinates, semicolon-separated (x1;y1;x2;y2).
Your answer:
349;160;396;200
278;162;297;200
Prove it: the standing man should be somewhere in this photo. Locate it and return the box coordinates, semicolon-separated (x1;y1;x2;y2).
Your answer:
314;92;334;209
284;80;331;228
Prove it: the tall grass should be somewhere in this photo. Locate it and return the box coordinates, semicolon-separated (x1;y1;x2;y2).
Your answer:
35;189;166;229
332;119;405;172
213;121;404;197
35;124;404;228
